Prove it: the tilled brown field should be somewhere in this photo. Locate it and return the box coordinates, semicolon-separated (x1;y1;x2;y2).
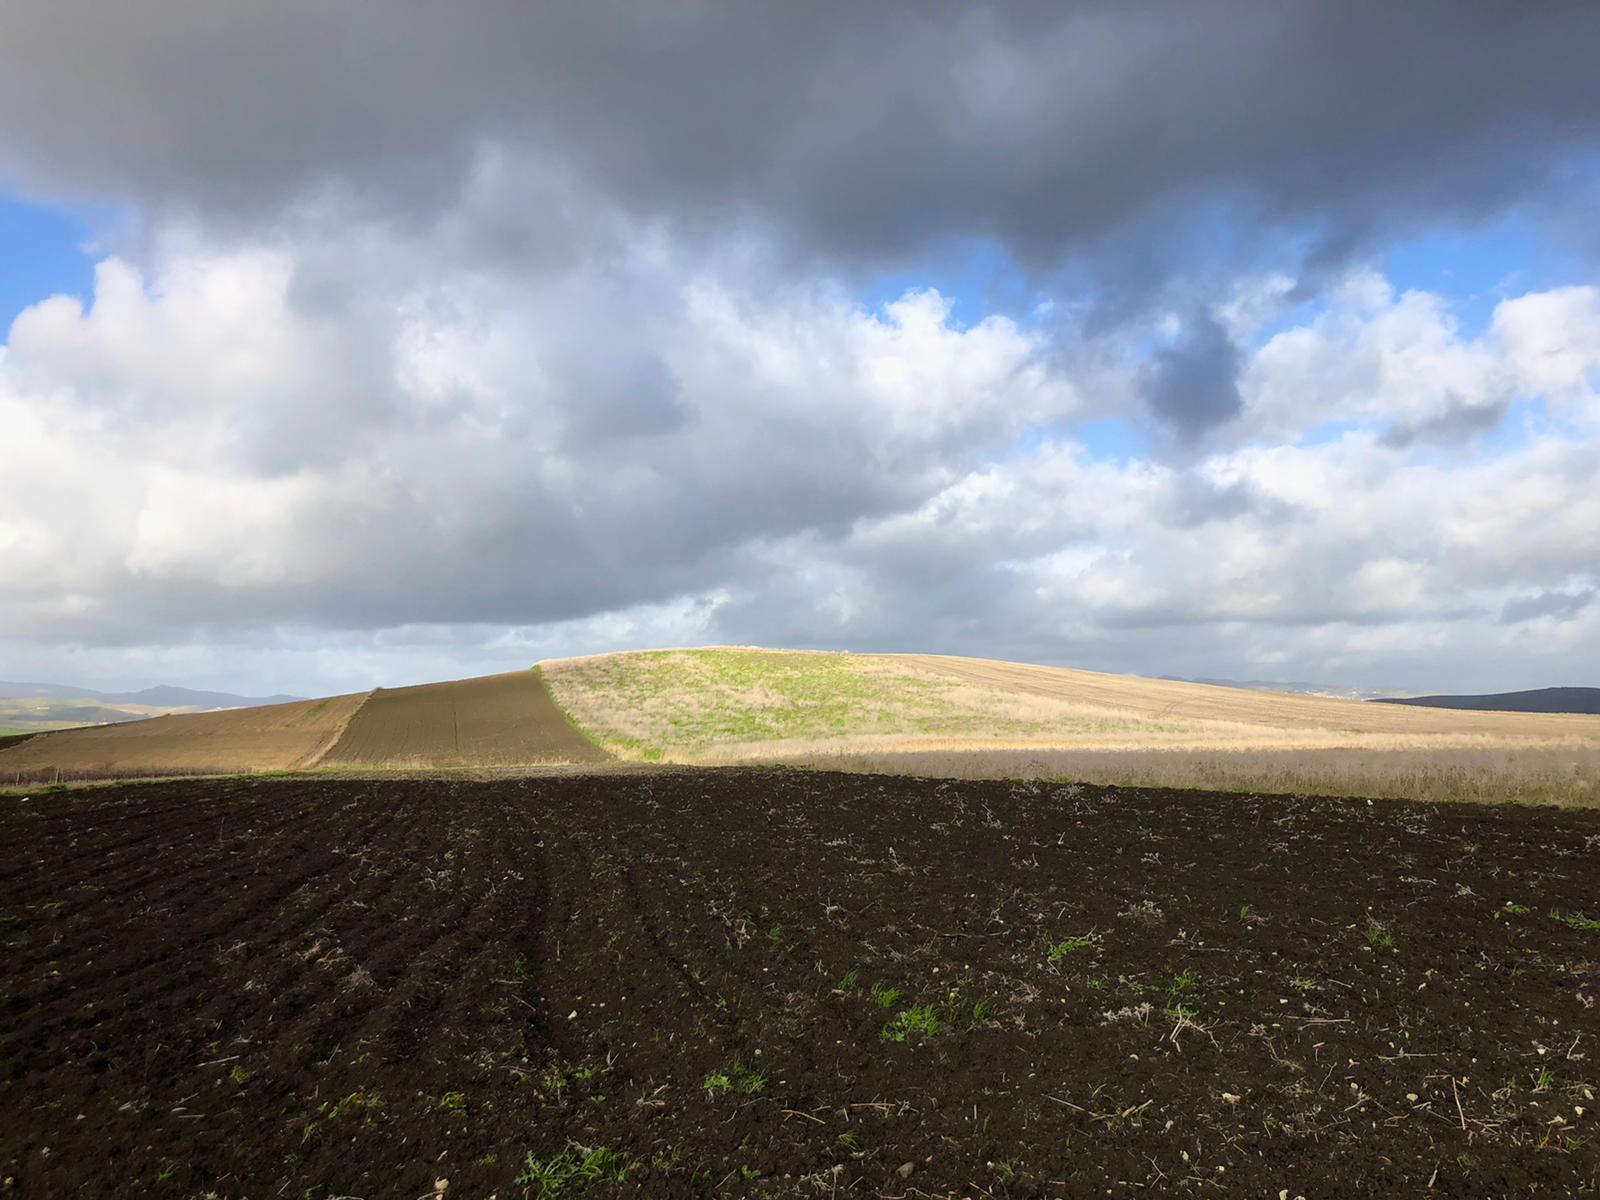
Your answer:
0;694;368;783
2;772;1598;1198
319;670;608;768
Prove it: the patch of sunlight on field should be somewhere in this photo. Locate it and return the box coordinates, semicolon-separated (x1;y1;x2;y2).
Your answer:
541;647;1600;806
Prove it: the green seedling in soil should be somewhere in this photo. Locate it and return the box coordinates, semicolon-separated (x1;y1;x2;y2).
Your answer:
1503;901;1531;915
321;1091;382;1120
1550;909;1600;933
836;1131;858;1150
702;1072;732;1097
1533;1067;1556;1092
1365;924;1396;951
835;969;861;996
514;1144;631;1197
881;1003;941;1043
992;1161;1016;1184
574;1064;604;1082
740;1165;761;1182
733;1063;767;1094
1162;970;1199;1019
1289;976;1317;993
1238;904;1255;922
439;1091;466;1113
541;1070;570;1096
1087;976;1109;991
229;1066;249;1085
870;980;903;1009
931;986;990;1033
1048;936;1095;964
1457;1153;1476;1177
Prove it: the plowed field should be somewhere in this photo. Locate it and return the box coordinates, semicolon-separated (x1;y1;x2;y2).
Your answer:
3;771;1598;1197
319;669;606;767
0;694;366;783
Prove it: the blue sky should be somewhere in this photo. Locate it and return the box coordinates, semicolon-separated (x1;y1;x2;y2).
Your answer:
0;192;98;332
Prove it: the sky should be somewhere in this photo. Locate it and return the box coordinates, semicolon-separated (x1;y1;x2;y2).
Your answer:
1;2;1598;697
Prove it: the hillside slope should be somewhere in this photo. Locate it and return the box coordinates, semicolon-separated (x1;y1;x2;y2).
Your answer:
1375;687;1600;715
541;648;1600;805
320;669;607;768
541;648;1597;757
0;693;368;781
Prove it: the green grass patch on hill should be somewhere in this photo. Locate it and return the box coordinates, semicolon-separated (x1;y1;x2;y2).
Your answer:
542;648;1066;758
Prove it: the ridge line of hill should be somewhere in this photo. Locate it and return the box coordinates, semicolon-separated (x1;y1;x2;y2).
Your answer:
1372;686;1600;715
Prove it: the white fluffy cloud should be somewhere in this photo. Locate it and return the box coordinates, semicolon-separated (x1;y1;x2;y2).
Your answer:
4;208;1596;695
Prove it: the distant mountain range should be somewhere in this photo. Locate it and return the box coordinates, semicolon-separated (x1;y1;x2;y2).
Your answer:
0;680;303;710
1372;687;1600;716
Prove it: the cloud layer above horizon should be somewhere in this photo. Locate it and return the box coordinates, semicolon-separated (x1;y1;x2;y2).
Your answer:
2;2;1598;695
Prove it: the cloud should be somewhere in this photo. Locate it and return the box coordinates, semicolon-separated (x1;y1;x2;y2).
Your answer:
1142;309;1243;438
2;6;1599;696
2;3;1599;288
1500;588;1597;625
3;206;1596;694
0;230;1075;649
1238;275;1600;446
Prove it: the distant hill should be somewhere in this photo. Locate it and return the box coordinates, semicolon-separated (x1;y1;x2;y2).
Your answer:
0;680;304;710
1372;687;1600;715
1159;675;1388;701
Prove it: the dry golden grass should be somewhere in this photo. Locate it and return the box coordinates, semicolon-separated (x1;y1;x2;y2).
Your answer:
0;693;369;782
763;745;1600;808
542;647;1600;805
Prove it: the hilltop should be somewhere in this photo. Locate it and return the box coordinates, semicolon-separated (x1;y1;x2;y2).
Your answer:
4;648;1597;805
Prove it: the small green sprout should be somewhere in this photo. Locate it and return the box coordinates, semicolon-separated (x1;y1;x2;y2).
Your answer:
881;1003;941;1043
870;980;903;1009
702;1072;732;1096
1047;937;1095;964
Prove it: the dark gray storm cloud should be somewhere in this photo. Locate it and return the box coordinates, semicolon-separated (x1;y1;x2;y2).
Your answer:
1379;394;1511;449
1143;310;1242;437
3;1;1599;281
1500;588;1597;625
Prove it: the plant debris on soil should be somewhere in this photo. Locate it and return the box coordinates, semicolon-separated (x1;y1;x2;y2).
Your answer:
2;769;1598;1197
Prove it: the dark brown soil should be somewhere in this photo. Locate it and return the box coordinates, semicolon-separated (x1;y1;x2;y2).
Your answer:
320;669;608;767
2;771;1597;1198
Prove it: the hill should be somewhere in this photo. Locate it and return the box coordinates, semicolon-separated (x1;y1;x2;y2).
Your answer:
0;694;368;780
0;679;303;708
541;648;1600;805
319;669;608;768
1373;686;1600;715
4;649;1597;804
541;648;1596;757
0;669;607;782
